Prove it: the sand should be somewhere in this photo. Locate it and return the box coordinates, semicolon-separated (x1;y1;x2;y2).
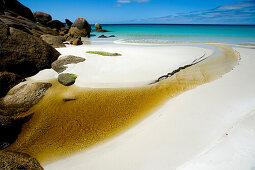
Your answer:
30;44;212;88
27;44;255;170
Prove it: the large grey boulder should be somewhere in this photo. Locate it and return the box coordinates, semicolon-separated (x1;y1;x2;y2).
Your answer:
33;11;52;25
0;82;52;116
47;19;65;31
0;15;58;37
4;0;35;21
58;73;77;86
52;55;85;73
0;21;60;77
68;18;91;38
0;21;58;100
0;0;60;37
40;34;65;48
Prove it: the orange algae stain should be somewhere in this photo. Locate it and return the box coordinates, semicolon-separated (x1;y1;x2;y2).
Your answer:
7;45;240;164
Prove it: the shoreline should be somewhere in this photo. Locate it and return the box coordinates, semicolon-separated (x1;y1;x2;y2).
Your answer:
68;36;255;49
113;39;255;48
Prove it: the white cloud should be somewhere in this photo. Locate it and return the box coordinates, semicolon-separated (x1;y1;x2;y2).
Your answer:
216;1;255;10
116;0;150;4
134;0;150;2
129;0;255;24
117;0;131;3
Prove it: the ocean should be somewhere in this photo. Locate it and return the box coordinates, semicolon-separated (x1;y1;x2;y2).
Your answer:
90;24;255;45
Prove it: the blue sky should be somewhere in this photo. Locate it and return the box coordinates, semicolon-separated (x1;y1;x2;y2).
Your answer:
19;0;255;24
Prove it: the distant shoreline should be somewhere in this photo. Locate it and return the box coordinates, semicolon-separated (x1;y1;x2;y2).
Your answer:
89;24;255;45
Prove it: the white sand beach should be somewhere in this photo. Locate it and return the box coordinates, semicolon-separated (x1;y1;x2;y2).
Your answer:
1;0;255;169
29;44;255;170
31;44;212;88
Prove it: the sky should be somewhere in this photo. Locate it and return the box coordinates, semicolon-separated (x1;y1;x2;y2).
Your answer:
19;0;255;24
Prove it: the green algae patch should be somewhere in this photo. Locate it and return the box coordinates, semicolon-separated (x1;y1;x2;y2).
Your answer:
86;51;122;56
67;73;77;79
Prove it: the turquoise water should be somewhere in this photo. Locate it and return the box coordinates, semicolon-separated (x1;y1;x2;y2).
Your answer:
90;24;255;44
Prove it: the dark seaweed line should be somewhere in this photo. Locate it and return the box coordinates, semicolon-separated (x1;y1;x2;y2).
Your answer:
150;53;207;84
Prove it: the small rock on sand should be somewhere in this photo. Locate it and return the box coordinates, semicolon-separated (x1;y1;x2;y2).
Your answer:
51;55;85;73
58;73;77;86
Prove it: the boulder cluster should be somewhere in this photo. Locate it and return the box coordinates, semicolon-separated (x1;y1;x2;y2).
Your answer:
0;0;91;168
0;0;92;47
0;0;93;103
0;20;59;98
